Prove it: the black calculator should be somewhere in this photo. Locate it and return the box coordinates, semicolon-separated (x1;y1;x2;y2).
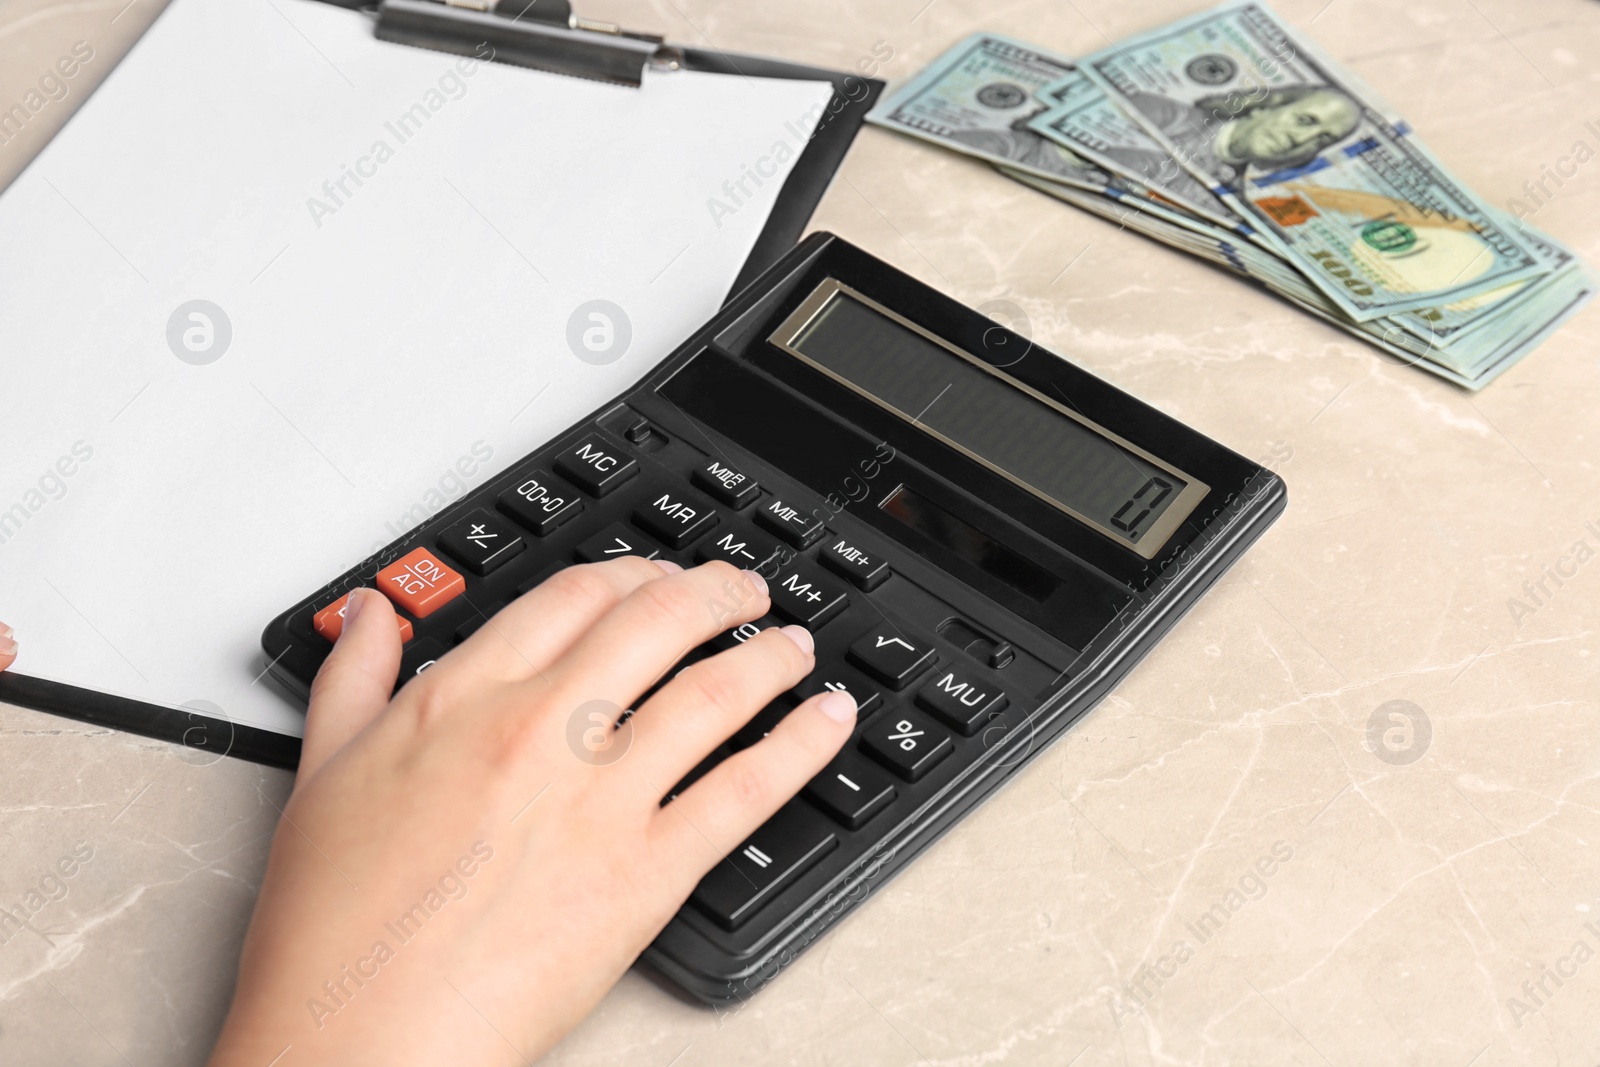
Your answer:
263;233;1285;1004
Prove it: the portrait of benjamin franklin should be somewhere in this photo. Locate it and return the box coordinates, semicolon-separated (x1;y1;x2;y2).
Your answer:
1128;85;1361;185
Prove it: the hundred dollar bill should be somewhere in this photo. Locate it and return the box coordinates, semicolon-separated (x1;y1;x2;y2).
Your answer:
1081;0;1549;322
865;34;1116;192
1028;71;1255;238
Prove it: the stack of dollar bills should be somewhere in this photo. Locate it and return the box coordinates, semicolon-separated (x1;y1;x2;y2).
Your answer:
865;2;1594;389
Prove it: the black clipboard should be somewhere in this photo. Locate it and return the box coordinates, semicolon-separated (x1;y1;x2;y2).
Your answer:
0;0;882;771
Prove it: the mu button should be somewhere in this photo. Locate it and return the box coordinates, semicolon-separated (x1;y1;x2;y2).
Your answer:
916;670;1008;736
690;802;837;931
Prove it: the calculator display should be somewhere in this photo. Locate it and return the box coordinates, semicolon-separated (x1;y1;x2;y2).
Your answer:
773;281;1207;556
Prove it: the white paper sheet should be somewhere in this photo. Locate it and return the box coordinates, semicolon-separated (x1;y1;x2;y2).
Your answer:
0;0;832;737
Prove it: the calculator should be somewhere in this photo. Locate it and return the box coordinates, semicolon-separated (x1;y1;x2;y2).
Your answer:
262;233;1285;1004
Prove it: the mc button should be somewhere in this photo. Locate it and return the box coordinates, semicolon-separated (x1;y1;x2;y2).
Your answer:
554;433;637;497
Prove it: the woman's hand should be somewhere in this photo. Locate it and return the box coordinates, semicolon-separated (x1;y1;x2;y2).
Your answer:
0;622;13;671
207;558;856;1066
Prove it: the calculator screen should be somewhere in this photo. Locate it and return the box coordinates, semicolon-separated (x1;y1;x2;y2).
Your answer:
774;281;1205;556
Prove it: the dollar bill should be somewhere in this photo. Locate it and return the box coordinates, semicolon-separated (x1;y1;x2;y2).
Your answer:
1080;1;1549;322
865;34;1116;192
1028;70;1254;238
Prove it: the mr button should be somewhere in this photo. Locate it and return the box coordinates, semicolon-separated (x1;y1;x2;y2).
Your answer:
376;548;465;618
553;433;637;497
632;482;718;548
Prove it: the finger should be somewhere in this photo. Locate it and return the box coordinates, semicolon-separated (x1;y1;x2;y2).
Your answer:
299;589;402;781
0;622;15;672
537;561;769;711
650;689;857;877
623;624;814;799
450;555;676;682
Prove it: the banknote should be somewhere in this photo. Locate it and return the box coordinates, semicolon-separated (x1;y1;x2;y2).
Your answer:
1028;71;1253;237
865;34;1115;191
1081;1;1548;322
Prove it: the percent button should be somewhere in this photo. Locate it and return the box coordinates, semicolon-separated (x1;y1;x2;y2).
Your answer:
862;709;951;782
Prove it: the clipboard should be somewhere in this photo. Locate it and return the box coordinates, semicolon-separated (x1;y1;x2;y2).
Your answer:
0;0;882;770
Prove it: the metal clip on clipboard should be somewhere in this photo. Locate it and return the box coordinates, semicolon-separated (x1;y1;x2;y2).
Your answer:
374;0;686;87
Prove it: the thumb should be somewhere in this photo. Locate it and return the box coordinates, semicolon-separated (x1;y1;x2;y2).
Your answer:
298;590;402;783
0;623;15;672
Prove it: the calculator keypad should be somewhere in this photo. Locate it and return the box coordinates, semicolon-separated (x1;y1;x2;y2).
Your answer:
292;417;1033;937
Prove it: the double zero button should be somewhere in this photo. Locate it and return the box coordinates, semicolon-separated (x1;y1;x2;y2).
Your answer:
498;469;581;535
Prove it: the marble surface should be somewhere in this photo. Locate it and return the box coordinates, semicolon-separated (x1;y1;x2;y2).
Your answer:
4;0;1599;1063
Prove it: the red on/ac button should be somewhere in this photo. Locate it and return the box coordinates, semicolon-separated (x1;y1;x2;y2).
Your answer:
377;548;466;618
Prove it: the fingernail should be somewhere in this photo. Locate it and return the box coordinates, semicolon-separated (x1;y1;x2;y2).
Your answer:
742;569;767;597
817;690;857;723
655;559;683;575
0;631;15;658
342;589;368;626
778;624;813;655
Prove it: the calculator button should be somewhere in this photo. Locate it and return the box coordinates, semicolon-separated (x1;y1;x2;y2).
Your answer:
515;561;567;596
917;670;1009;736
553;432;637;497
692;458;761;509
694;522;781;571
397;638;448;684
862;710;952;781
453;601;505;644
704;617;776;656
768;560;849;628
730;697;793;750
376;548;466;619
819;534;890;591
755;496;824;548
313;592;414;644
690;802;837;931
805;753;896;830
437;508;526;576
575;523;661;563
792;663;882;717
848;624;937;689
498;470;582;535
632;482;719;548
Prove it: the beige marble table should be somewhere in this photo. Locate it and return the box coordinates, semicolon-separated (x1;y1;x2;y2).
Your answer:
4;0;1599;1063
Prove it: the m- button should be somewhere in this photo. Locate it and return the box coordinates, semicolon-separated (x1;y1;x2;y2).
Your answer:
553;432;637;497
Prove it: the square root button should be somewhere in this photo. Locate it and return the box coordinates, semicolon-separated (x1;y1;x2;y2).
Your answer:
376;548;466;618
